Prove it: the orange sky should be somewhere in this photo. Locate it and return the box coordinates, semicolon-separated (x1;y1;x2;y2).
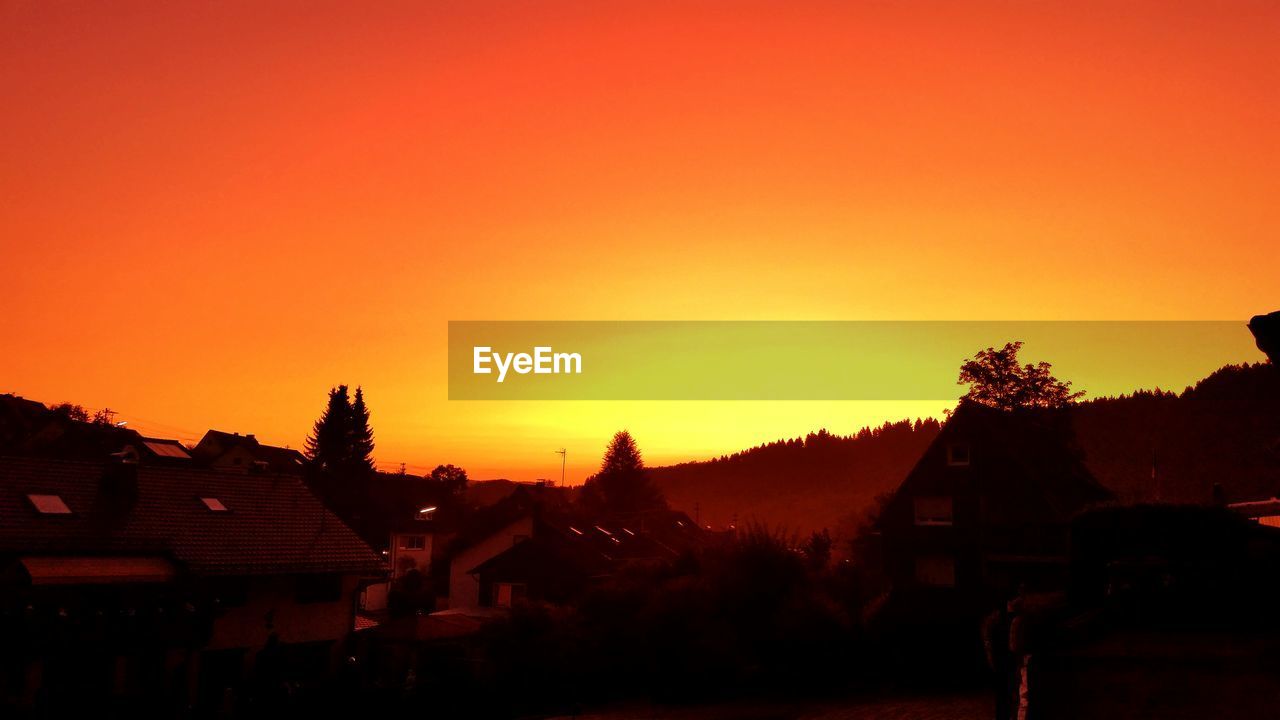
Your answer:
2;1;1276;482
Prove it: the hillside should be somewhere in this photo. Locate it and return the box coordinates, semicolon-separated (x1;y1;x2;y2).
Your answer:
1073;363;1280;505
650;363;1280;536
649;419;941;535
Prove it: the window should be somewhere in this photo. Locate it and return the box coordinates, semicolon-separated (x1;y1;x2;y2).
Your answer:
493;583;528;608
399;535;426;550
200;497;229;512
947;443;971;466
27;494;71;515
913;496;954;526
915;555;956;587
295;574;343;604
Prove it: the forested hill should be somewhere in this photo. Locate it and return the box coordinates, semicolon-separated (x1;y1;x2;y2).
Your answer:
649;419;941;535
1072;362;1280;506
650;363;1280;536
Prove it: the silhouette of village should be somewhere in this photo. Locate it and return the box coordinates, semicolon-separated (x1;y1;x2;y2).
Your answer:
0;312;1277;718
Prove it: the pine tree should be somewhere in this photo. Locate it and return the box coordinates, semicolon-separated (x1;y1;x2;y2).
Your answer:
350;386;376;473
579;430;667;516
305;385;354;472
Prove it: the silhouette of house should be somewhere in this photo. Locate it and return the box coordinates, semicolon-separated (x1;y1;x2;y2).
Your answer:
0;395;147;460
0;455;383;714
120;436;193;463
190;429;307;474
446;484;704;610
879;401;1112;605
303;471;454;617
445;487;550;610
1028;505;1280;718
1228;496;1280;528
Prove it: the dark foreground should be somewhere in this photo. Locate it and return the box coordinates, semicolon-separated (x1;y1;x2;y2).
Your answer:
545;693;991;720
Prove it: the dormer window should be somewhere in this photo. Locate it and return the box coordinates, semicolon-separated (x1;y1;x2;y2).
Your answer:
947;443;971;467
27;494;71;515
200;497;229;512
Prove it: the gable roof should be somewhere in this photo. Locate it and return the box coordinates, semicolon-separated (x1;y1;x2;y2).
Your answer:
191;430;307;473
0;455;384;576
891;401;1112;526
467;531;614;582
308;471;453;548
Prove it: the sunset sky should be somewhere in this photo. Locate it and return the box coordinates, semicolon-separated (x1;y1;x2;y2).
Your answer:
2;1;1276;481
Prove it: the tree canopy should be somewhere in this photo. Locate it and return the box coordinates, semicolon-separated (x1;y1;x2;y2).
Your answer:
430;463;469;496
958;341;1083;411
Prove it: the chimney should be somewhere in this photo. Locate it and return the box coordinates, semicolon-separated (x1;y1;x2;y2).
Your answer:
100;452;140;517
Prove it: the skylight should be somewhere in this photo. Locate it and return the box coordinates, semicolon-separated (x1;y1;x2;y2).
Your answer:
27;494;71;515
143;441;191;459
200;497;229;512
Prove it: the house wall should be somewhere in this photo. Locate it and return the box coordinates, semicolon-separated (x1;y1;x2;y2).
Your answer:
208;446;257;471
207;574;359;653
447;516;534;610
882;426;984;597
389;530;433;578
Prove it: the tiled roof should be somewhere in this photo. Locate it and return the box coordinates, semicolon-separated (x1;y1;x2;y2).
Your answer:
0;455;385;577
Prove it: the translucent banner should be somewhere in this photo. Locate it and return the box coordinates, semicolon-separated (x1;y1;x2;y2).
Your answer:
448;321;1261;401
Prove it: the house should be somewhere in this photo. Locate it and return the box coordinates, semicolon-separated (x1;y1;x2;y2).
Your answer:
1027;505;1280;718
879;401;1113;608
0;395;143;460
120;436;194;463
190;429;307;474
1227;496;1280;528
446;485;704;610
445;489;544;610
0;454;384;715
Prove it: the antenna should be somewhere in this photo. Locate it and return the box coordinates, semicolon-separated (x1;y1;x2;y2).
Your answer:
554;448;567;487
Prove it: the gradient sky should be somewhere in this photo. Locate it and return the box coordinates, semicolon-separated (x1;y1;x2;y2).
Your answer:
2;1;1276;481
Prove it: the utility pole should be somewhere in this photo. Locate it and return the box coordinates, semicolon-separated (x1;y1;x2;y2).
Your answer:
554;448;566;487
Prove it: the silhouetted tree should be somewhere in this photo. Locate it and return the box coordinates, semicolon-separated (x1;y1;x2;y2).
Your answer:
305;385;355;473
350;386;376;472
430;463;469;496
580;430;667;515
959;341;1083;410
47;402;116;425
801;529;833;570
48;402;90;422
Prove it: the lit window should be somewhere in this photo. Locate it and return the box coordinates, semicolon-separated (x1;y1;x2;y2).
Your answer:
399;535;426;550
200;497;229;512
913;496;954;526
947;443;971;466
27;494;71;515
915;555;956;587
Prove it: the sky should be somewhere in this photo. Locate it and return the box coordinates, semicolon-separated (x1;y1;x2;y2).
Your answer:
2;1;1276;482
